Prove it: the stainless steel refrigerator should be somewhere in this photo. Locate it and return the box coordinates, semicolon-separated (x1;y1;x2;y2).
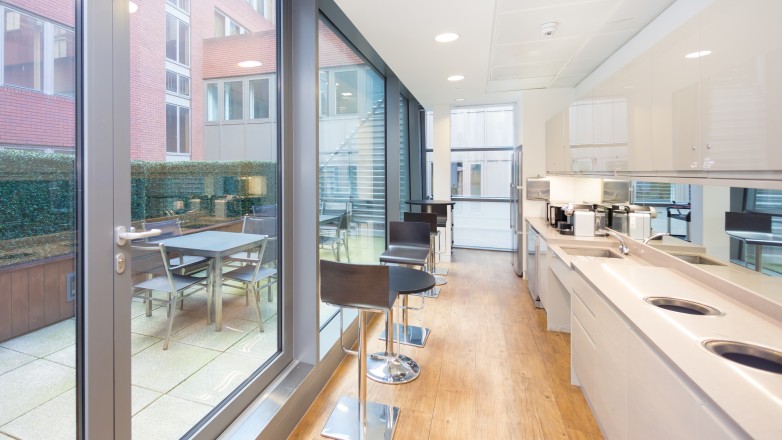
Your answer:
510;146;524;275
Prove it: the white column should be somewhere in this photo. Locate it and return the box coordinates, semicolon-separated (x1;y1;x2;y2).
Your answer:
432;104;452;261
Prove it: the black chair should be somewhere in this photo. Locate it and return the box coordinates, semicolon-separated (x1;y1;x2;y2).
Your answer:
403;211;445;294
320;260;400;440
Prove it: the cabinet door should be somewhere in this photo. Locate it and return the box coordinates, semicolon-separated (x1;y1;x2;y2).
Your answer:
696;400;748;440
651;17;700;171
699;0;782;171
571;311;596;400
569;99;595;171
627;330;698;440
614;53;653;171
546;112;566;172
593;291;628;440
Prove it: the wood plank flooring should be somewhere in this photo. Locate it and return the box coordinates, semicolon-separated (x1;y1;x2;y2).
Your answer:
289;250;603;440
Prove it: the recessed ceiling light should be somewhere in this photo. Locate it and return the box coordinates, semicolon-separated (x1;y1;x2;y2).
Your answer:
238;60;262;68
685;50;711;59
340;92;353;97
447;75;464;82
455;98;465;102
129;1;138;13
435;32;460;43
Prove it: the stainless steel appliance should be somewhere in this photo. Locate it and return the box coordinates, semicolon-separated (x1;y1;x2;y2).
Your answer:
547;203;567;226
511;146;524;275
527;225;542;307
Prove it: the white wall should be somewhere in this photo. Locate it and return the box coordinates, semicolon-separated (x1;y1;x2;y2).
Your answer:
691;184;730;260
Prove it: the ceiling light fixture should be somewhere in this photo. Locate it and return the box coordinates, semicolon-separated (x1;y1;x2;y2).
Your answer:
540;22;558;37
435;32;460;43
685;50;712;59
237;60;262;68
129;1;139;13
341;92;353;97
447;75;464;82
455;98;465;102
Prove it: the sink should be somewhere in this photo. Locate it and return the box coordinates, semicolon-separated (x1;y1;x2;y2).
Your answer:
670;253;726;266
703;340;782;374
644;297;722;316
560;247;624;259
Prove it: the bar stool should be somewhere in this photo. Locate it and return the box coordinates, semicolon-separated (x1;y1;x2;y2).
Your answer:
320;260;400;440
403;212;446;295
378;221;431;348
429;203;450;276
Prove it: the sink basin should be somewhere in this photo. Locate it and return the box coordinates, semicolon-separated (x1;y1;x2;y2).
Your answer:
704;340;782;374
560;247;624;259
644;297;722;316
670;253;726;266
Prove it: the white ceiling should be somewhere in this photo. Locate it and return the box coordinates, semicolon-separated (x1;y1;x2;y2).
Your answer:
334;0;675;108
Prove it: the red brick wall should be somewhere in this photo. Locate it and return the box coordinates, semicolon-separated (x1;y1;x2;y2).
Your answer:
5;0;75;27
0;84;75;148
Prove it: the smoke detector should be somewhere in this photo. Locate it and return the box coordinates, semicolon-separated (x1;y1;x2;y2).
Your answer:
540;22;559;37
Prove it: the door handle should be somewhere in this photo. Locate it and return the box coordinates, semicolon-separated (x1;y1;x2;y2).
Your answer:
115;226;161;245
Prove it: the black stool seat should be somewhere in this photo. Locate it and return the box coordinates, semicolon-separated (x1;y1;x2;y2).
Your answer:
380;245;430;266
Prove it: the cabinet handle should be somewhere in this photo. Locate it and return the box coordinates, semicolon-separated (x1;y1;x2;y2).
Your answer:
691;145;696;151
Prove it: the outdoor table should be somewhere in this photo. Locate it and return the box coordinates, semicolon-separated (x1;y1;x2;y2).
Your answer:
161;231;265;331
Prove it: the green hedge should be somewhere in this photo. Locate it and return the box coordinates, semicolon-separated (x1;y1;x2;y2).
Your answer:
1;149;277;250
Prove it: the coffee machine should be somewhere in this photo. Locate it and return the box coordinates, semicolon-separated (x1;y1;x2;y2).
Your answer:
546;202;567;227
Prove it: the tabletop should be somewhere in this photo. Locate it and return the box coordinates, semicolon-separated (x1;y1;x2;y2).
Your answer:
726;230;782;246
161;231;265;256
319;214;340;224
389;266;435;295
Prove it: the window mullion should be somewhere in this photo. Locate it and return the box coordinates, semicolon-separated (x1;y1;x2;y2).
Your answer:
0;5;4;87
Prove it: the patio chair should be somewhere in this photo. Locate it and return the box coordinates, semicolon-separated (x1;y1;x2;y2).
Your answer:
221;236;270;331
226;216;278;304
251;204;277;217
131;242;206;350
320;212;350;262
142;218;208;273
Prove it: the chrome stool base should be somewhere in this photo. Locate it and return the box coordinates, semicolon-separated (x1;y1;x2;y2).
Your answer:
380;323;430;348
321;395;400;440
433;267;448;276
434;275;447;286
367;352;420;384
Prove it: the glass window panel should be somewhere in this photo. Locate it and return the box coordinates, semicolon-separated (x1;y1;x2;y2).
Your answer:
166;104;178;153
224;81;243;120
399;96;409;218
335;70;358;114
250;78;270;119
229;21;241;36
319;71;329;116
318;18;385;337
207;83;218;122
131;0;281;435
214;11;225;37
470;164;481;196
165;70;178;93
178;21;189;66
52;26;75;96
4;10;45;90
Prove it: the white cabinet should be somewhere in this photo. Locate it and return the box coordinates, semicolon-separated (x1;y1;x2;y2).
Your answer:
569;272;747;440
698;0;782;171
613;53;653;171
545;251;571;331
569;98;596;172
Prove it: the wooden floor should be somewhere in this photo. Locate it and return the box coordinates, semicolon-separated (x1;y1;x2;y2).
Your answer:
289;250;603;440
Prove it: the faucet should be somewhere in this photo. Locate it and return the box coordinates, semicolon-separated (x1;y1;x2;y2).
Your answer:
643;232;670;245
598;228;631;255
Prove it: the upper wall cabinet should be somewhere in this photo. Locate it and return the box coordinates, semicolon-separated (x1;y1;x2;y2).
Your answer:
613;53;653;171
650;17;700;172
698;0;782;171
546;110;568;173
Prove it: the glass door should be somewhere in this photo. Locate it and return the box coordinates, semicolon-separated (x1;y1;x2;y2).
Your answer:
0;0;80;438
123;1;284;438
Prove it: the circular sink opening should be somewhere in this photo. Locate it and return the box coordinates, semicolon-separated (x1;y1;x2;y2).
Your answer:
704;340;782;374
644;297;722;316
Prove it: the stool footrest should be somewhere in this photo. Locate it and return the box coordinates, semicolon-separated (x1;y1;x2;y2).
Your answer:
379;323;430;348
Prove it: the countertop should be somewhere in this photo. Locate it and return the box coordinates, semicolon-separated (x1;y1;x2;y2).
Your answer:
524;217;782;438
572;261;782;439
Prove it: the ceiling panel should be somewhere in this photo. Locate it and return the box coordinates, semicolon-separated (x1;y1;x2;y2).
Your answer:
492;37;586;64
495;0;621;45
491;61;569;80
487;76;555;92
497;0;600;14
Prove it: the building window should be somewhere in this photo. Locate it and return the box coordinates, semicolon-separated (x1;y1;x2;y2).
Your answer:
165;70;190;97
334;70;358;114
224;80;243;120
206;83;218;122
166;0;190;13
3;9;45;91
166;14;189;66
318;71;329;116
214;10;246;37
249;78;270;119
52;26;75;96
166;104;190;154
